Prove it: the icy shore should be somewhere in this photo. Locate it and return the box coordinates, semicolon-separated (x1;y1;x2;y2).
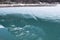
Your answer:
0;3;56;7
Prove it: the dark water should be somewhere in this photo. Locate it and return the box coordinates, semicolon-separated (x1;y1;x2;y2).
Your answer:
0;7;60;40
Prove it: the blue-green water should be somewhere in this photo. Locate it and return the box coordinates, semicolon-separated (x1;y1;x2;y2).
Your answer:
0;6;60;40
0;28;17;40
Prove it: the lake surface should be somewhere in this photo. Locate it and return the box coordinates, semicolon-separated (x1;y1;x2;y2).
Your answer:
0;4;60;40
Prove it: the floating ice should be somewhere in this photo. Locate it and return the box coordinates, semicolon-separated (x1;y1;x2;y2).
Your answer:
0;4;60;22
0;25;5;28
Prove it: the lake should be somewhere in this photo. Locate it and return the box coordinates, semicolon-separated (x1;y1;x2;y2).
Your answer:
0;4;60;40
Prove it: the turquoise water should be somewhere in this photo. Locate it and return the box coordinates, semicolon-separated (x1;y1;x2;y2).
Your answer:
0;28;17;40
0;6;60;40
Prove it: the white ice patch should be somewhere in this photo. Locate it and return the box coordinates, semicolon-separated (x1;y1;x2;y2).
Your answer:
0;25;5;28
0;4;60;22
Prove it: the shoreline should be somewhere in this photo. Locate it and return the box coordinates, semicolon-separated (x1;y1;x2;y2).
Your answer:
0;3;57;7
